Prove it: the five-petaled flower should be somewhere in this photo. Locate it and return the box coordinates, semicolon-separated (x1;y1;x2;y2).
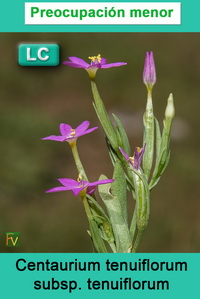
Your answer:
46;177;114;196
63;54;127;79
41;121;98;144
119;145;146;170
143;51;156;90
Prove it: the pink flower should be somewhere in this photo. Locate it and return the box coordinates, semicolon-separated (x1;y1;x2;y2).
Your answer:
63;54;127;79
119;145;146;170
46;178;114;196
41;121;98;143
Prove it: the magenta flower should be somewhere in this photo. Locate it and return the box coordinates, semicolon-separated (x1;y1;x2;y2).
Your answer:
46;178;114;196
41;121;98;143
63;54;127;79
143;51;156;89
119;145;146;170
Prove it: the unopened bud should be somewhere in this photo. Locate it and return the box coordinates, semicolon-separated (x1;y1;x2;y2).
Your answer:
143;51;156;90
165;93;175;119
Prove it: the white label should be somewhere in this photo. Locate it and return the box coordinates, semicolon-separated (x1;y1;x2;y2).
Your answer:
25;2;181;25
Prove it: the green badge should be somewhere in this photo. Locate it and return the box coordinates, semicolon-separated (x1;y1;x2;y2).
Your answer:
18;44;60;66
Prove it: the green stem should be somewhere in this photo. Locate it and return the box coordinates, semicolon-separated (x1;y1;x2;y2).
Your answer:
132;229;144;253
82;192;93;218
70;142;106;252
131;170;149;252
143;90;154;179
70;141;88;180
130;202;137;241
81;193;108;253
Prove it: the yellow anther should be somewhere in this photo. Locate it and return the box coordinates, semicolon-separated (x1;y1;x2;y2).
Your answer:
97;54;101;62
70;129;76;137
129;156;134;163
136;147;141;152
88;54;102;63
77;173;83;182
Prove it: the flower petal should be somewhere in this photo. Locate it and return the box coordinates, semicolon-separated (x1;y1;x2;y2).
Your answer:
88;63;101;69
75;121;90;134
100;58;107;65
150;52;156;84
41;135;66;142
60;123;72;136
119;147;129;161
101;62;127;69
58;178;79;189
63;61;86;68
133;145;146;170
87;185;96;195
143;52;156;87
68;56;90;68
72;186;85;196
88;179;114;188
45;186;68;193
76;127;98;137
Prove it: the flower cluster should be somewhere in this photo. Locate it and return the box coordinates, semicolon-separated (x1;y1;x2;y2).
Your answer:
42;120;113;196
42;55;128;196
41;50;174;253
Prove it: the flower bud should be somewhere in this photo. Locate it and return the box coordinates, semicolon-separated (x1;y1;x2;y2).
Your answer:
143;51;156;90
165;93;175;119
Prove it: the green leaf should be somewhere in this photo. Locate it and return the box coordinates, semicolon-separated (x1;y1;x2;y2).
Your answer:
131;170;150;231
158;147;168;171
143;121;146;145
112;113;131;156
87;194;116;251
149;177;160;190
155;117;161;164
87;194;109;221
105;137;117;166
91;81;118;150
130;208;137;241
88;218;108;253
112;160;128;224
92;214;115;244
131;167;149;195
149;147;170;189
105;137;135;193
98;174;132;253
160;150;171;175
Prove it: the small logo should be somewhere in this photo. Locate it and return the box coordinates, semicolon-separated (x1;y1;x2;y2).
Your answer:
6;232;20;247
18;44;60;66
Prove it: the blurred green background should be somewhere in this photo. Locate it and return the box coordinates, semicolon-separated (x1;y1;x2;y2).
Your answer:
0;33;199;252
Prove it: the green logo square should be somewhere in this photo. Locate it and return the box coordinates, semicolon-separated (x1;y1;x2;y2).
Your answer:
18;44;60;66
6;232;20;247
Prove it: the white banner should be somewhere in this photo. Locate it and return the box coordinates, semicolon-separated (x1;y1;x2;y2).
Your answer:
25;2;181;25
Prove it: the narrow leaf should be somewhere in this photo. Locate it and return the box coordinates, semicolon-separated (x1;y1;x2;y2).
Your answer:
112;113;131;156
112;160;128;224
98;174;132;253
91;81;118;150
87;194;116;250
88;219;108;253
155;117;161;164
